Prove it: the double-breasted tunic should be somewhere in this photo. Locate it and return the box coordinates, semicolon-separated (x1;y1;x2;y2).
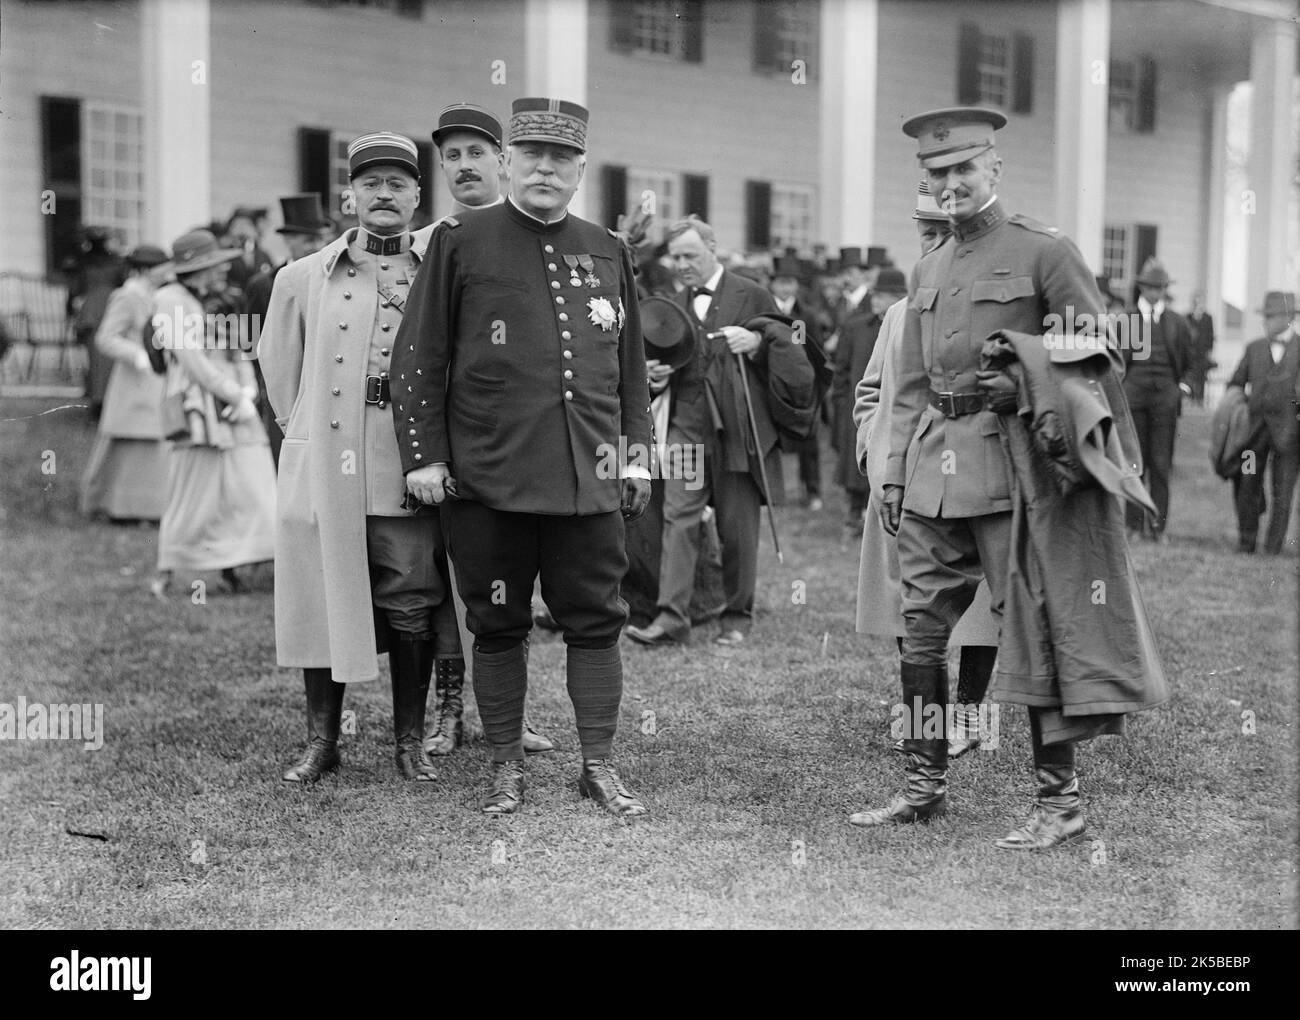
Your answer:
390;200;651;515
259;229;426;683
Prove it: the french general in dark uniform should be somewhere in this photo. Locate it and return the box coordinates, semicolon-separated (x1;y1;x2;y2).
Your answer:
393;98;653;816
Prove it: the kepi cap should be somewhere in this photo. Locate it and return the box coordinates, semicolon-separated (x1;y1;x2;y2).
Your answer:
432;102;503;149
913;177;948;221
902;106;1007;169
348;131;420;179
509;97;589;153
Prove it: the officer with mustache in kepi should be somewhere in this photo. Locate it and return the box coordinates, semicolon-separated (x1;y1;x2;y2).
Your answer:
393;98;653;818
410;103;555;760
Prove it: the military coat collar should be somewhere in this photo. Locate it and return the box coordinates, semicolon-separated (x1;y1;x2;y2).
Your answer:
320;227;423;276
952;198;1008;243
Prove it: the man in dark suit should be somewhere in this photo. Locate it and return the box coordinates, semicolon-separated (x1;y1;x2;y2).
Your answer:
627;215;809;647
1122;258;1195;541
770;254;825;509
1227;291;1300;554
1187;290;1216;405
393;98;652;817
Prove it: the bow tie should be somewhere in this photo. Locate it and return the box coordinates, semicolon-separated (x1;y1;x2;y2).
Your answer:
692;285;713;298
363;232;407;256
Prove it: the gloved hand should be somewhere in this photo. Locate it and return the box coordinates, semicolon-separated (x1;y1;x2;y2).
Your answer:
880;484;904;537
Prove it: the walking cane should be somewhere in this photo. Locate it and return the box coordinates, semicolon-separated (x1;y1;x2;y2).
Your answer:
732;347;784;564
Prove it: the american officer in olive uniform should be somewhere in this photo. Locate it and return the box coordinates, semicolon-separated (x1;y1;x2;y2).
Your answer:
393;98;653;817
261;132;458;784
858;108;1110;849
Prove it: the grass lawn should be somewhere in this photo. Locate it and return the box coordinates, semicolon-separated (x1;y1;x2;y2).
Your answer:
0;395;1296;929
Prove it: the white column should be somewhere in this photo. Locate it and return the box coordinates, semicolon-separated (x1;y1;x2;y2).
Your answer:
524;0;589;218
1054;0;1109;270
1205;85;1230;342
819;0;876;249
1245;14;1295;318
141;0;210;246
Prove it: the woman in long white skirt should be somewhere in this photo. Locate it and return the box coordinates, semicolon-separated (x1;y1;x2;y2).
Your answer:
151;229;275;596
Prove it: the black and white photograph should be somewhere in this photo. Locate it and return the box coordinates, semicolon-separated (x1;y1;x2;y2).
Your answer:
0;0;1296;950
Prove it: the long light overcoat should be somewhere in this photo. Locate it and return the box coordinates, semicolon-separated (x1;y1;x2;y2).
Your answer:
258;229;429;683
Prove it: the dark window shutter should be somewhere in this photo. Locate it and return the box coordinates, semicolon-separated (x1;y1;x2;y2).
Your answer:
415;141;434;221
396;0;423;17
602;164;628;229
681;0;704;63
41;95;82;275
745;180;772;251
957;23;982;105
298;127;333;214
753;1;778;72
609;0;634;52
1011;32;1033;114
1136;55;1157;133
683;174;709;222
1131;223;1158;303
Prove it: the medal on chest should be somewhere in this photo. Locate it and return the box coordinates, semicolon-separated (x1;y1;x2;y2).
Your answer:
563;254;583;288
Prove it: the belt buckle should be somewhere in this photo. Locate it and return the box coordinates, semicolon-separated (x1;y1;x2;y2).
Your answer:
936;391;958;417
365;375;381;405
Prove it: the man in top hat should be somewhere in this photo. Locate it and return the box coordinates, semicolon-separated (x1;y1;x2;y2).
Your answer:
393;98;653;817
223;206;274;291
770;254;826;510
1122;257;1194;541
409;102;555;758
261;131;460;785
245;194;336;465
625;215;810;648
866;107;1115;849
1226;291;1300;554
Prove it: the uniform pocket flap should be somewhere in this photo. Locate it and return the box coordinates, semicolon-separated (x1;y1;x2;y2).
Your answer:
972;276;1035;303
911;286;939;312
979;412;1004;436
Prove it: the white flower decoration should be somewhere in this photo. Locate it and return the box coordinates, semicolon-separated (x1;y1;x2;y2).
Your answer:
587;296;616;332
617;298;626;333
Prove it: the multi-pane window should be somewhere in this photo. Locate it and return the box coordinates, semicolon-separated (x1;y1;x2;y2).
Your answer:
754;1;817;76
83;103;144;250
976;33;1009;108
1102;225;1128;285
631;1;683;56
770;184;816;253
328;131;353;218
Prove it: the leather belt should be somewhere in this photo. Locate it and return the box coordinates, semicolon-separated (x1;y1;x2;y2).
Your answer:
928;389;986;417
365;374;391;406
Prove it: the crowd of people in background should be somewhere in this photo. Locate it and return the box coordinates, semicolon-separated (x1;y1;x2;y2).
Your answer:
62;193;1299;577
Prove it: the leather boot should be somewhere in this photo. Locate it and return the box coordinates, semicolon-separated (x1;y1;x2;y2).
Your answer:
996;710;1085;850
852;661;949;826
423;657;465;757
283;668;344;783
390;636;437;781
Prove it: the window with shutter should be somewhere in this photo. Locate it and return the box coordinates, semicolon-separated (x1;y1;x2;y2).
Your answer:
611;0;703;62
770;183;816;253
957;24;1032;113
753;1;816;77
683;174;709;224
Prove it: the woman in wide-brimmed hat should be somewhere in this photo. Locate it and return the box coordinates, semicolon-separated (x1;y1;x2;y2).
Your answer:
151;229;275;596
78;244;174;521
